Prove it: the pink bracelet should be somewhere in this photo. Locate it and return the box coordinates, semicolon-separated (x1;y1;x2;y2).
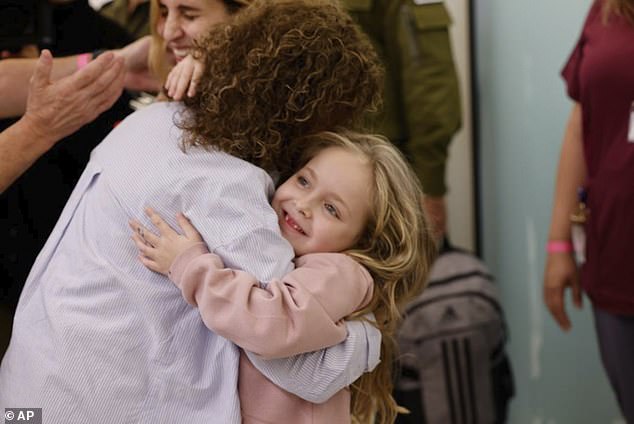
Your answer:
76;53;91;70
546;240;573;253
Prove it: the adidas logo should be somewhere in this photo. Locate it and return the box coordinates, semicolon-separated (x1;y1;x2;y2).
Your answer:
440;305;459;323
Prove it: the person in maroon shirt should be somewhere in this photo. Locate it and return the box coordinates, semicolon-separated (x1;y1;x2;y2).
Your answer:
544;0;634;421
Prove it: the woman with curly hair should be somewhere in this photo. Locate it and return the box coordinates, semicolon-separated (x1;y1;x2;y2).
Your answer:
131;131;437;423
173;0;384;171
0;1;385;422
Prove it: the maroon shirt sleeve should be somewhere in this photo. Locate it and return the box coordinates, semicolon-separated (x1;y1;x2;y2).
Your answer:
561;0;603;101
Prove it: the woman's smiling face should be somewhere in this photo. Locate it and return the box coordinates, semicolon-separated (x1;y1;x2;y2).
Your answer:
271;146;373;256
156;0;231;65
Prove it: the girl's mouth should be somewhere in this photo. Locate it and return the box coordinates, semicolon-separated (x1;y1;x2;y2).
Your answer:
284;212;306;235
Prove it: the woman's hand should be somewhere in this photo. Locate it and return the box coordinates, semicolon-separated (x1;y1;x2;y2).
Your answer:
23;50;125;146
129;207;204;275
164;55;204;100
543;252;582;331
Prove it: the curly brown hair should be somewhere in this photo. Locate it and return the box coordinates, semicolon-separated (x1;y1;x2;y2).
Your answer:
178;0;384;172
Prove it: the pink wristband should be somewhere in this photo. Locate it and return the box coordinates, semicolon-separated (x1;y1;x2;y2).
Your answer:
76;53;91;70
546;240;573;253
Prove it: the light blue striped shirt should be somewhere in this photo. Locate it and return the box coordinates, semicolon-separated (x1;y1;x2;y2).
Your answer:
0;102;379;423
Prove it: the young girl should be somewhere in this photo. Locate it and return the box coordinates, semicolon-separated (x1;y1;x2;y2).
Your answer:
131;130;437;423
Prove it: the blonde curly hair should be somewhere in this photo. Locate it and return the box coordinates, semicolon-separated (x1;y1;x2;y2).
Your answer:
292;130;438;424
177;0;384;172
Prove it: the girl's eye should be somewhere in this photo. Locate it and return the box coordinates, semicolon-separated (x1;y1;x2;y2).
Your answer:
297;176;309;187
159;7;168;17
325;203;339;218
183;13;198;21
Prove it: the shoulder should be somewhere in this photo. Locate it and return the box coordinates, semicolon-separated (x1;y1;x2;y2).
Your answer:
296;253;373;284
92;101;185;162
104;101;183;144
122;100;174;119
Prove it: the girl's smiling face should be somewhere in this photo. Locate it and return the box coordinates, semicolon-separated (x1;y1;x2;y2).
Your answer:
271;147;373;256
156;0;230;64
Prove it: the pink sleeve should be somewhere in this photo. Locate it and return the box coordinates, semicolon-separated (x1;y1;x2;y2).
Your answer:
169;249;374;359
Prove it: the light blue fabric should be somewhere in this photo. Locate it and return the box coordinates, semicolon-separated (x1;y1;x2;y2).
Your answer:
0;102;380;423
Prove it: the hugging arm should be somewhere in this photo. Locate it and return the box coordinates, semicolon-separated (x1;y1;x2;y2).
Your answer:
212;231;383;403
247;317;381;403
132;210;381;402
165;246;374;358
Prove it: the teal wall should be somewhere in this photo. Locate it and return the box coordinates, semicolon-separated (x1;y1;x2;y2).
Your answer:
474;1;624;423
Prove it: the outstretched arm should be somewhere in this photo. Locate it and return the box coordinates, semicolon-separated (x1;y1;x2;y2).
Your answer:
0;36;157;119
0;53;78;119
0;50;125;193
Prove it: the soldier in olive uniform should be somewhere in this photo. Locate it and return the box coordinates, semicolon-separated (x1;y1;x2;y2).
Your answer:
343;0;461;239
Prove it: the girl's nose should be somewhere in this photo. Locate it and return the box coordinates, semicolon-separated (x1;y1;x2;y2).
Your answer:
296;200;312;218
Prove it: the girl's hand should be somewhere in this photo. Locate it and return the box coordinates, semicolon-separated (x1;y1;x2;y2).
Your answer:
129;207;204;275
164;55;204;100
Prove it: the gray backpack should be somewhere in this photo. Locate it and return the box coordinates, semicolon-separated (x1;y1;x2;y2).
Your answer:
394;241;515;424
